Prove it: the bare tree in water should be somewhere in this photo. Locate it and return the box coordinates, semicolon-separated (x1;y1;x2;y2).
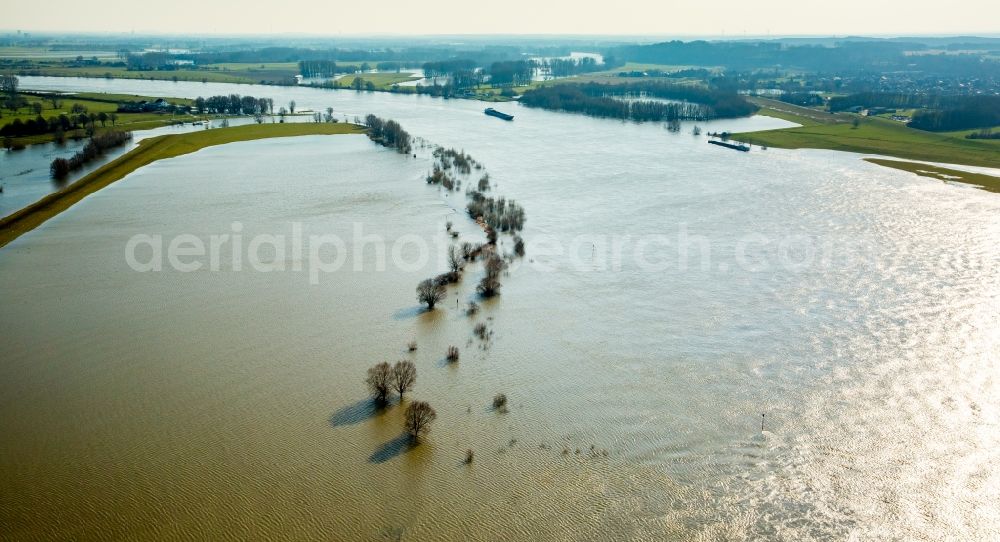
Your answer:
404;401;436;440
392;360;416;398
417;278;446;309
365;362;393;404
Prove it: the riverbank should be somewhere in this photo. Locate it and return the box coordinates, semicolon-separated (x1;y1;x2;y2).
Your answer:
0;122;364;248
738;97;1000;170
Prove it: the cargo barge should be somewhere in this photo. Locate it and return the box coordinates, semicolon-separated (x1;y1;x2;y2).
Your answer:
484;107;514;121
708;140;750;152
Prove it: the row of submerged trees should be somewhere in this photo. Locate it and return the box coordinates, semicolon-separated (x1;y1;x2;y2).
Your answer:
50;130;132;179
353;119;526;449
414;143;526;307
363;114;412;154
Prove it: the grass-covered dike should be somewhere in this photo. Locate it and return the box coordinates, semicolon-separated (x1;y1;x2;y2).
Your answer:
864;158;1000;193
737;97;1000;170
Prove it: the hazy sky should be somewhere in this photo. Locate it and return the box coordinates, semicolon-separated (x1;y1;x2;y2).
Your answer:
5;0;999;36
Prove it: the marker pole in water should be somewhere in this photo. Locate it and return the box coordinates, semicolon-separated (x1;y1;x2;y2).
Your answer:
761;413;765;432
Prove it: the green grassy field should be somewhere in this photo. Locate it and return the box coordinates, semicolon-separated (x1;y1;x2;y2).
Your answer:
9;62;300;84
61;92;195;107
0;46;118;59
2;92;207;145
196;62;300;82
738;98;1000;169
865;158;1000;193
0;122;366;248
334;72;422;90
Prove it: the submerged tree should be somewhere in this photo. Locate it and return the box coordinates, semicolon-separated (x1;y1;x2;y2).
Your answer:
404;401;437;440
477;254;506;297
417;278;446;310
392;360;417;398
466;191;526;233
365;362;393;404
447;245;463;273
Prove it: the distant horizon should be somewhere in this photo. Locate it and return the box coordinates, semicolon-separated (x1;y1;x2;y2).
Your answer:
3;30;1000;42
3;0;998;37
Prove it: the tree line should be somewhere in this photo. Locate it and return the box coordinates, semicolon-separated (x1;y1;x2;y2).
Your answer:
609;39;997;74
298;60;364;78
422;59;477;78
541;56;614;77
193;94;274;115
488;60;534;87
520;82;756;122
966;128;1000;140
910;96;1000;132
1;110;114;139
830;92;1000;131
1;99;120;141
300;60;340;78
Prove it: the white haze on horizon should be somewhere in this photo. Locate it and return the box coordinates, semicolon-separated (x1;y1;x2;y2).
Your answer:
4;0;999;37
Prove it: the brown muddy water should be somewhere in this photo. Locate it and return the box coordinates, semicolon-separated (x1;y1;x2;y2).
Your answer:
1;77;999;541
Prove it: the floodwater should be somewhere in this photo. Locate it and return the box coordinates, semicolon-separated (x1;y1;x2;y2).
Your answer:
1;77;999;541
